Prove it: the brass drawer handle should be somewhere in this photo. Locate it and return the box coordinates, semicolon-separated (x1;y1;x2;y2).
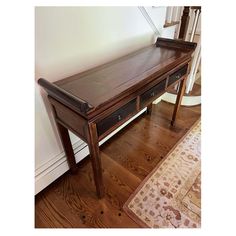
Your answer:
151;92;155;97
176;74;181;79
118;115;122;121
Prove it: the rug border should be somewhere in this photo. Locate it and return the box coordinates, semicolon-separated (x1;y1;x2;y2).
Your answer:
123;118;201;228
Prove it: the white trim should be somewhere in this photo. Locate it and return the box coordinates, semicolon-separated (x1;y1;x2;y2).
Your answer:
174;7;183;39
35;108;147;195
35;139;85;177
172;7;179;22
190;10;200;42
162;92;201;106
186;40;201;93
184;8;193;41
153;94;164;104
166;7;173;24
35;141;88;195
189;50;201;91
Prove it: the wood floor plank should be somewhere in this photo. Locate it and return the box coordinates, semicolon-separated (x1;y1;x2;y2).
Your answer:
102;136;157;179
35;193;76;228
35;101;201;228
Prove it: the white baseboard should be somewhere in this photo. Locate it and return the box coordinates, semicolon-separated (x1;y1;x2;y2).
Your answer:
35;140;88;195
153;94;164;104
35;108;147;195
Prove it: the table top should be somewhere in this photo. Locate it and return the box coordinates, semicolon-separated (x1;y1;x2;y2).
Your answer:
38;38;196;117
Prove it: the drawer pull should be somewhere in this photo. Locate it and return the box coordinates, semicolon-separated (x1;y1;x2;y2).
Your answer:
140;79;166;108
167;65;188;87
97;99;136;136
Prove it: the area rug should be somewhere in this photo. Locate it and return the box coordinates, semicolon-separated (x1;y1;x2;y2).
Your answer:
123;120;201;228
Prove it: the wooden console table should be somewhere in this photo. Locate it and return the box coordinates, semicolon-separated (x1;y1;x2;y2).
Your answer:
38;37;196;198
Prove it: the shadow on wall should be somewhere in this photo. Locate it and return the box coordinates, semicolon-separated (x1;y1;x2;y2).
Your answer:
35;32;155;82
35;32;156;148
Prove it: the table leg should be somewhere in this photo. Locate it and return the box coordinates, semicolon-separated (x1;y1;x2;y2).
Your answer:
56;121;78;173
146;103;153;115
88;123;105;198
171;78;186;126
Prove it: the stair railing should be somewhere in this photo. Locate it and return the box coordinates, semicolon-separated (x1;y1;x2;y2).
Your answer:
185;7;201;93
176;6;201;94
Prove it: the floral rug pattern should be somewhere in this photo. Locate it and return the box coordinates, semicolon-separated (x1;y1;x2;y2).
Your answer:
123;120;201;228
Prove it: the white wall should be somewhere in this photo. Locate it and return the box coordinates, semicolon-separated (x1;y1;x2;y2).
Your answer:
35;6;176;194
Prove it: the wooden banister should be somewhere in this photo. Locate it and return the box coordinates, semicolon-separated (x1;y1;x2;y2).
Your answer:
191;6;201;11
178;6;190;40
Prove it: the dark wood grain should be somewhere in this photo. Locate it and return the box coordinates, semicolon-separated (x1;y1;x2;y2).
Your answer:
54;121;78;174
87;122;105;198
171;77;187;126
51;41;195;118
178;6;190;40
156;37;197;51
97;99;137;136
37;38;197;199
39;39;196;119
38;78;93;116
140;79;166;108
191;6;201;10
146;104;153;115
167;64;188;87
35;101;201;228
49;97;89;142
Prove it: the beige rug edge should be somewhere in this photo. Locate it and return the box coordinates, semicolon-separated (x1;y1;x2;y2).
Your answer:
123;119;201;228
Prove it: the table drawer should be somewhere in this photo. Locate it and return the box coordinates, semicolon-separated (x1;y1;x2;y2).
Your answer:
97;99;136;136
140;79;166;107
167;64;188;87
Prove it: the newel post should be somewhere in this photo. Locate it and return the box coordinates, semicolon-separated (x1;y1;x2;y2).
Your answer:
178;6;190;40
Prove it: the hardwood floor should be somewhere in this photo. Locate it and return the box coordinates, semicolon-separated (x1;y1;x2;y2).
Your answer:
35;101;201;228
